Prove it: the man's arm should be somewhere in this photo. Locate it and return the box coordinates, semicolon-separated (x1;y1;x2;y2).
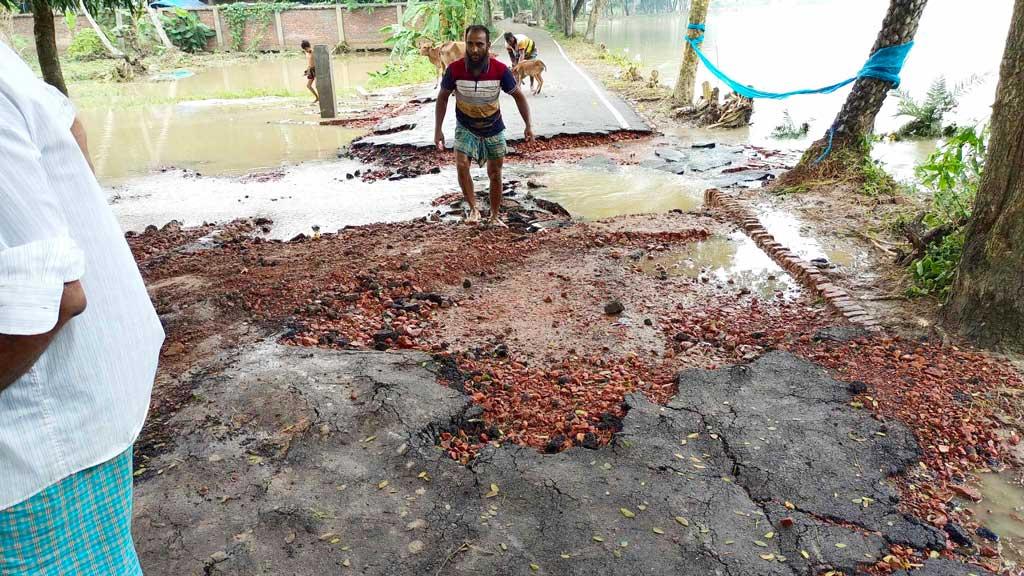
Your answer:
70;116;95;175
0;281;86;392
0;93;88;395
434;88;453;151
511;89;534;142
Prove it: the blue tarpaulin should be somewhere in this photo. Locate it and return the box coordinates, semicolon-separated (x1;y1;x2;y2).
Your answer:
149;0;207;9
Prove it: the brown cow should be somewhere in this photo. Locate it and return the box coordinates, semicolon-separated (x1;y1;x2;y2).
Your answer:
419;41;466;87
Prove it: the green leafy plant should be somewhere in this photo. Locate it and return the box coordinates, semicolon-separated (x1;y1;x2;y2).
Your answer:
161;8;215;53
906;125;988;298
771;110;810;139
63;10;78;33
381;0;478;57
67;29;108;61
222;2;294;52
894;75;982;139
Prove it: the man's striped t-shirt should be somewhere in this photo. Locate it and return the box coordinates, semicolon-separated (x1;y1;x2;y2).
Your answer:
441;57;520;137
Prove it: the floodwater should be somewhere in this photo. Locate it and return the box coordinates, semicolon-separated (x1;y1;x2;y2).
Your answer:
638;233;800;299
593;0;1012;179
973;473;1024;564
74;54;388;183
524;162;705;219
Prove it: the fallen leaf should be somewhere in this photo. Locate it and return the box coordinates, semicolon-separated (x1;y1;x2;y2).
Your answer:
560;553;570;559
530;563;539;572
760;553;775;561
485;483;500;498
764;531;774;539
784;501;795;510
342;559;351;568
652;527;665;535
754;541;768;547
800;550;810;559
675;516;689;526
593;536;605;542
620;508;635;518
377;480;389;490
835;543;847;549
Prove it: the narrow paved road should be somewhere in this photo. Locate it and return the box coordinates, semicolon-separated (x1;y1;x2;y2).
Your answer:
358;23;650;148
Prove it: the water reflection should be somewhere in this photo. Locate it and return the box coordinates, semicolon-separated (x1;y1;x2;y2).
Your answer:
973;473;1024;564
639;233;800;299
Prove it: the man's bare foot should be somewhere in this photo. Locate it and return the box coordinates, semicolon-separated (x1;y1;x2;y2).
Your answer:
465;208;481;223
485;216;507;228
312;99;319;105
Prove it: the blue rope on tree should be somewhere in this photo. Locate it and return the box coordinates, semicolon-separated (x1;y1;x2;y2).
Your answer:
682;23;913;163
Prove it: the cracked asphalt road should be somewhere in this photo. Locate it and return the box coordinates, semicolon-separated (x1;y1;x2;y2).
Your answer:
133;343;992;576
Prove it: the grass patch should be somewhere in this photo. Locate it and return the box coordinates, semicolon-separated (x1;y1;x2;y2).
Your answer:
366;54;436;90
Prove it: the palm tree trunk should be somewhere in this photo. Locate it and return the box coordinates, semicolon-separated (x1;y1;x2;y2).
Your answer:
795;0;928;169
670;0;707;105
31;0;67;95
945;0;1024;351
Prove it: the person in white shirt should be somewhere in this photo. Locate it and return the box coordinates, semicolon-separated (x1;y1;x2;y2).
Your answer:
0;40;164;574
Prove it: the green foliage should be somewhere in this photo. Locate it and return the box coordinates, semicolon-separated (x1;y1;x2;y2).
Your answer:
67;29;108;61
894;75;981;139
914;125;987;227
161;8;215;53
906;125;988;298
771;111;809;139
64;10;78;33
381;0;477;56
907;231;964;299
366;53;437;89
222;2;295;52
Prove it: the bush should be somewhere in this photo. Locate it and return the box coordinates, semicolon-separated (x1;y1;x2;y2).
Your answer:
771;110;810;139
894;75;982;140
906;125;988;298
67;29;108;61
161;8;215;53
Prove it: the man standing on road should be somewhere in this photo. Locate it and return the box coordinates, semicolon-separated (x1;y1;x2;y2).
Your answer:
0;40;164;574
435;25;534;226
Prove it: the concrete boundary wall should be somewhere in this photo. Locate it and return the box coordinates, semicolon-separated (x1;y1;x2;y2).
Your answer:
9;3;402;54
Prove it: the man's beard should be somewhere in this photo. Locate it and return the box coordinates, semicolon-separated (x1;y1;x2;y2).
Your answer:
467;54;486;74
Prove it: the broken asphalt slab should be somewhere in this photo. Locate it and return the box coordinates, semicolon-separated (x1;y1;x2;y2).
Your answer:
134;344;974;575
355;23;649;149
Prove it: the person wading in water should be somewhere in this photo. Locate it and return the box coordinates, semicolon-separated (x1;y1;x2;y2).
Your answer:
434;25;534;226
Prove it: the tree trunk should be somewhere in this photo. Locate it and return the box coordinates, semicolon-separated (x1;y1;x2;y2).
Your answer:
670;0;707;105
572;0;584;19
553;0;562;28
622;0;630;17
146;4;176;51
584;0;605;42
31;0;67;95
535;0;544;25
795;0;927;168
944;0;1024;351
78;1;123;57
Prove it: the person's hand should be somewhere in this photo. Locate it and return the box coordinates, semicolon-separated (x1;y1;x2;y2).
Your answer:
523;125;534;143
434;130;445;151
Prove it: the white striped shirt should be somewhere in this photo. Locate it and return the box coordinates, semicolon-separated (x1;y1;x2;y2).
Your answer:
0;41;164;509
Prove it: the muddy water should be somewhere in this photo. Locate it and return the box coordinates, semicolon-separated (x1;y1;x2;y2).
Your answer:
973;473;1024;563
593;0;1011;179
639;233;800;299
74;55;388;183
523;163;705;219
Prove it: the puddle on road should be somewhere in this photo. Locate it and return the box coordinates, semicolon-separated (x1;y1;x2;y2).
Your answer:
75;55;388;183
109;161;452;240
638;233;800;299
525;163;705;219
973;473;1024;564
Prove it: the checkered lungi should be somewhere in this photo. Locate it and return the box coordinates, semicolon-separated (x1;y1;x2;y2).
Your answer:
0;447;141;575
454;123;508;168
